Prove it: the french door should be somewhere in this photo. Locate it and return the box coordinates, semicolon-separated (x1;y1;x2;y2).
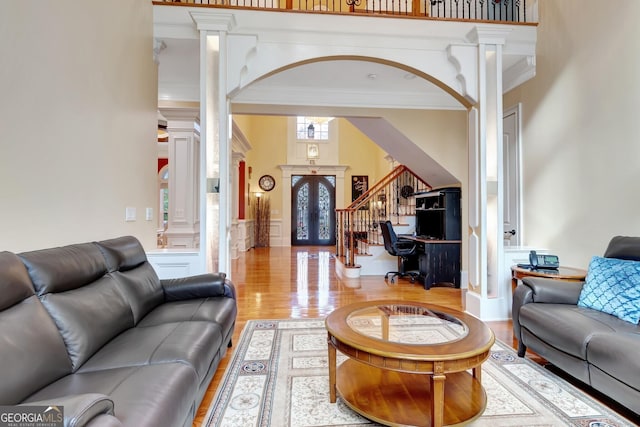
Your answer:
291;175;336;246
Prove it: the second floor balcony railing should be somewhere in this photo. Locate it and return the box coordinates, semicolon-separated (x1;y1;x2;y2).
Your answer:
156;0;532;23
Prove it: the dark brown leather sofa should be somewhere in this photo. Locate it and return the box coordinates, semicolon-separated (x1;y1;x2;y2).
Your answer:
512;236;640;416
0;236;237;427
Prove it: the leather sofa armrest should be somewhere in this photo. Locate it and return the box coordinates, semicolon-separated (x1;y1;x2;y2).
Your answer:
512;281;534;349
84;414;124;427
512;277;584;356
521;276;584;304
161;272;236;301
23;393;120;427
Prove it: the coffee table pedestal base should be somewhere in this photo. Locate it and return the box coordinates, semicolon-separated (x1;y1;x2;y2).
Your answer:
336;359;487;427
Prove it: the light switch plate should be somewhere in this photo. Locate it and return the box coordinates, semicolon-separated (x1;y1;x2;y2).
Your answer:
125;207;136;222
145;207;153;221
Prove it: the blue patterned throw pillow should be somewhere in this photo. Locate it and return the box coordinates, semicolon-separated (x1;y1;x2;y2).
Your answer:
578;256;640;324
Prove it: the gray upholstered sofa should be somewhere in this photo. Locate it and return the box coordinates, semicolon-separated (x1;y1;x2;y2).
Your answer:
512;236;640;416
0;236;237;427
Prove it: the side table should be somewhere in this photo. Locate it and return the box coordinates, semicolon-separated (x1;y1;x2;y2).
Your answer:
511;265;587;293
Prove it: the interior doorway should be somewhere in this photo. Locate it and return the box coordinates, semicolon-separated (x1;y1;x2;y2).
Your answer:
291;175;336;246
503;104;522;247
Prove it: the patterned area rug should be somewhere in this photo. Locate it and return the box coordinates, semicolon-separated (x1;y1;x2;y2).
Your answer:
204;319;635;427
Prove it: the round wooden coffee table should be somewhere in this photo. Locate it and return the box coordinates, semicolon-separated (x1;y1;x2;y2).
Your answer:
325;300;495;427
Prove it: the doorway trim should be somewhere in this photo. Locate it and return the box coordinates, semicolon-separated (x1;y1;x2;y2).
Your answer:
291;175;337;246
279;164;348;247
503;103;523;246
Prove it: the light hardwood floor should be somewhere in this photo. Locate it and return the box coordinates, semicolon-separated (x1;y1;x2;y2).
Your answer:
192;246;524;426
194;246;638;426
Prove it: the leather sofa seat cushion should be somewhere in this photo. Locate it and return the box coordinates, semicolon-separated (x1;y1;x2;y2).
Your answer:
137;298;237;340
587;332;640;391
0;252;73;404
78;321;223;386
40;274;135;371
26;363;199;427
519;303;620;359
19;243;108;295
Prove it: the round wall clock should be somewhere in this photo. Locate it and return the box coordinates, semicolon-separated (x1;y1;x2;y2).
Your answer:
400;185;414;199
258;174;276;191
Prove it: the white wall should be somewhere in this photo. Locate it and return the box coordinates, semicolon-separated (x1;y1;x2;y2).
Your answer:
505;0;640;268
0;0;158;252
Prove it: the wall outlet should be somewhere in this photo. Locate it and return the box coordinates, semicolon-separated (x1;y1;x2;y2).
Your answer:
125;207;136;222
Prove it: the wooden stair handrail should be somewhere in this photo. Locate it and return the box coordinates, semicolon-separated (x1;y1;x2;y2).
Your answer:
336;165;431;267
347;165;430;211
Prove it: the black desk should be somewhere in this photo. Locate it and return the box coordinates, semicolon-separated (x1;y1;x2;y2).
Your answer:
402;237;461;290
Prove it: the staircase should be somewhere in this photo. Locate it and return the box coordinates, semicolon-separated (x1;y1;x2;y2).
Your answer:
335;165;430;278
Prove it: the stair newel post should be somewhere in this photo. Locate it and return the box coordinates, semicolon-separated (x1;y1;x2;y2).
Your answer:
348;209;356;266
336;210;343;258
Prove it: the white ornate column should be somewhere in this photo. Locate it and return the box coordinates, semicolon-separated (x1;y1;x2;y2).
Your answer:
466;27;512;320
191;12;235;275
163;108;200;249
230;152;242;259
232;121;252;253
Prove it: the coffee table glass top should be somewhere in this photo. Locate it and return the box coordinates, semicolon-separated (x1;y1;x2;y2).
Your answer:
346;303;468;345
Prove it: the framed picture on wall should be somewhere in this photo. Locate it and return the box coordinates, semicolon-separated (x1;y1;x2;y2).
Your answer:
352;175;368;203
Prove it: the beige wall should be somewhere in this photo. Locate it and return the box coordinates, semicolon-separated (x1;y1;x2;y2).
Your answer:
337;119;388;207
382;110;468;186
239;116;388;218
0;1;158;252
504;0;640;268
242;116;289;219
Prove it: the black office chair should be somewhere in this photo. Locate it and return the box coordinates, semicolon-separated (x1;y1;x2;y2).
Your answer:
379;220;420;283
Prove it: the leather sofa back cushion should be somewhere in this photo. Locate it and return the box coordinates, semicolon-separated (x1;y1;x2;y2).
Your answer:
40;274;135;371
18;243;108;295
0;252;36;311
96;237;164;323
0;253;73;403
604;235;640;261
112;264;164;323
0;297;74;403
96;236;149;272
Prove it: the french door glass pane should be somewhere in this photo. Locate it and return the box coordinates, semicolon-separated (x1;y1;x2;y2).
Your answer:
318;182;330;240
296;182;309;240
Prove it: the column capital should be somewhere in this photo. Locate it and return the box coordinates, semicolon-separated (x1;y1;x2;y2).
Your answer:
232;152;245;165
160;107;200;122
466;26;511;45
160;108;201;134
190;11;236;32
